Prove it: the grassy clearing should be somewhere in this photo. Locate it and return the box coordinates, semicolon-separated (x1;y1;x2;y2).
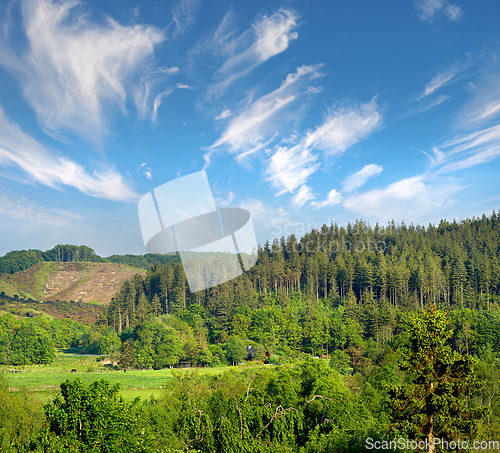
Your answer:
1;352;230;403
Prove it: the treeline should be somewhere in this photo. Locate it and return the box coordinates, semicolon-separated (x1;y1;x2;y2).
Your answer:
0;245;179;275
106;212;500;341
0;315;88;365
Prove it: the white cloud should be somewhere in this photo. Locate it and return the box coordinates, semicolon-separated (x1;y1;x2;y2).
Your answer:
479;101;500;120
265;145;320;195
343;176;462;223
0;189;84;227
215;109;232;120
404;95;450;116
161;67;180;75
433;124;500;173
414;0;463;22
215;191;235;207
291;185;315;208
311;189;343;209
253;9;299;62
0;107;138;201
459;66;500;126
170;0;202;37
208;8;299;94
425;124;500;174
420;68;459;99
211;64;322;155
137;162;152;180
152;90;173;123
342;164;383;192
176;82;195;89
0;0;165;141
303;98;382;155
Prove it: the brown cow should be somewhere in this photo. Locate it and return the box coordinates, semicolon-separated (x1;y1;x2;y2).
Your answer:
70;369;77;373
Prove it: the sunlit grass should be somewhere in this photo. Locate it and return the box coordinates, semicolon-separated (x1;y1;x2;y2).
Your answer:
1;351;231;402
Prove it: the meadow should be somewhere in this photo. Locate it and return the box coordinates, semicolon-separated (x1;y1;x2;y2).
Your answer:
0;351;230;403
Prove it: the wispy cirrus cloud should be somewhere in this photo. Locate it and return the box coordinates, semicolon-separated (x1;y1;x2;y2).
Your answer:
311;189;342;209
458;64;500;126
170;0;202;37
0;189;84;227
403;94;450;116
342;164;383;192
215;109;232;120
211;64;322;155
0;107;138;201
176;82;195;89
302;98;382;155
0;0;165;141
414;0;463;22
207;8;299;94
429;123;500;173
152;90;174;123
264;98;382;200
343;175;462;223
291;185;315;208
266;145;320;195
420;66;460;99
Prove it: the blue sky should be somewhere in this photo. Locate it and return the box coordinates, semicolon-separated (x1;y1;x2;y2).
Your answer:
0;0;499;256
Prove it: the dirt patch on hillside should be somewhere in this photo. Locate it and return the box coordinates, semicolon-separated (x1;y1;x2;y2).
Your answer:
6;262;145;305
44;262;145;304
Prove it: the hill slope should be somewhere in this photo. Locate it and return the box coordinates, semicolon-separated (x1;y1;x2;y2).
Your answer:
0;261;146;305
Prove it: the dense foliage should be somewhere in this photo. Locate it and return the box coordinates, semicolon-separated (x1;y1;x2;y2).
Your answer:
0;315;88;365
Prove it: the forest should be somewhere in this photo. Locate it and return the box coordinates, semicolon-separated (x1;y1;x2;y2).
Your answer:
0;211;499;452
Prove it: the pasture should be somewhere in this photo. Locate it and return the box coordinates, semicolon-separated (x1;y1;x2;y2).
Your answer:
1;351;230;403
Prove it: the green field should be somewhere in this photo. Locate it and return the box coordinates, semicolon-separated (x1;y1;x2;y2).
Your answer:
1;352;230;403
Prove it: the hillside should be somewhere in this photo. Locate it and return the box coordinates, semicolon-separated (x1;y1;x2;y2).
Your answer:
0;261;146;305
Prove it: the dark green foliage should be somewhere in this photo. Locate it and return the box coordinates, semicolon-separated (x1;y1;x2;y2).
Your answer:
118;341;136;370
132;320;184;369
149;359;376;452
39;379;152;452
0;314;90;365
388;306;487;448
0;317;55;365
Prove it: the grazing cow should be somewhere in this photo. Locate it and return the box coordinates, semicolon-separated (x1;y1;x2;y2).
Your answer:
70;369;77;373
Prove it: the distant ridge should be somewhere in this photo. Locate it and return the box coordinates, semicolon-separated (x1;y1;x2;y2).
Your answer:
0;244;179;275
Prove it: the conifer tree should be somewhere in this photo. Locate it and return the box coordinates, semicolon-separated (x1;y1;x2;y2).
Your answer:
388;305;487;453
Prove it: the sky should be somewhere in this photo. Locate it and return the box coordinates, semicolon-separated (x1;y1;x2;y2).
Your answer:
0;0;499;257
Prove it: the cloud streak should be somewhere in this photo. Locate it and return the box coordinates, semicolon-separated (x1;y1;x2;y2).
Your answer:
0;107;138;201
303;98;382;155
264;98;382;200
343;175;461;223
0;189;84;227
342;164;383;192
211;64;322;155
208;8;299;94
0;0;165;141
430;124;500;173
414;0;463;22
311;189;342;209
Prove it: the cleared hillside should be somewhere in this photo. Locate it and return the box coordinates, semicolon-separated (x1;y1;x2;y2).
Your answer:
0;261;146;305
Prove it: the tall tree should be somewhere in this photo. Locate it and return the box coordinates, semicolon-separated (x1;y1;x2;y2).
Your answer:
388;305;487;453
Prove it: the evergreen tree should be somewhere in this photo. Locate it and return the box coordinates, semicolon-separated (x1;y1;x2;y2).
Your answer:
388;305;487;452
117;342;137;371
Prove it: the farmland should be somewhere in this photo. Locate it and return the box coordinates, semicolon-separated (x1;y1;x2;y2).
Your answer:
1;350;231;403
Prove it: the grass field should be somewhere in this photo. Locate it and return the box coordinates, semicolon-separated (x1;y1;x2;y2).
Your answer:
1;351;231;403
